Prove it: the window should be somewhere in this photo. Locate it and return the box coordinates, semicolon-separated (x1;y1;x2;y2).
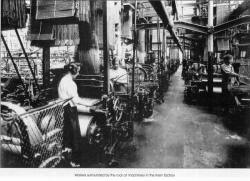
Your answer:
240;50;246;58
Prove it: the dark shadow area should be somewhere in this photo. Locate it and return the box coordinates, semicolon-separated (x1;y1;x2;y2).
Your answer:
1;151;24;168
78;140;140;168
78;123;147;168
216;144;250;168
116;142;140;168
78;143;107;168
220;111;250;138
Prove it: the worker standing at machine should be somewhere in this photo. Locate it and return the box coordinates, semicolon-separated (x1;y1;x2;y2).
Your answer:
58;62;97;112
110;57;128;92
58;62;97;166
220;54;240;112
221;54;240;93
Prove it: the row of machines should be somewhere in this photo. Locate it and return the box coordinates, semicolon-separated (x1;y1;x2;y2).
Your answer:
1;49;181;167
0;60;164;167
182;60;250;112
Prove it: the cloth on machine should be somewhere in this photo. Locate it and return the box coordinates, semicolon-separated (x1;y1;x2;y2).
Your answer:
110;67;128;85
28;0;91;46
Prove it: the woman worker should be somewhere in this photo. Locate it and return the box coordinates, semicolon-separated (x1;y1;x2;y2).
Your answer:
109;57;128;92
57;62;97;166
58;62;96;112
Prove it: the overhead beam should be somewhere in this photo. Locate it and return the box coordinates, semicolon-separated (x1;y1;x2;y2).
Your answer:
178;36;201;42
175;21;208;35
179;2;208;6
138;16;250;35
137;21;208;35
137;22;164;30
149;0;183;52
214;15;250;34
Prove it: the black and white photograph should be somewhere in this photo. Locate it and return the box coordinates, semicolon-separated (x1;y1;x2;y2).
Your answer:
1;0;250;178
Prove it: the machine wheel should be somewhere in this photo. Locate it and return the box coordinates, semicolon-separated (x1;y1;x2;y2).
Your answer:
87;120;105;147
113;98;124;123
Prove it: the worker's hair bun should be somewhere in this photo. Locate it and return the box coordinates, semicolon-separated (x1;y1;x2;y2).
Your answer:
223;54;233;63
112;56;120;65
64;62;80;75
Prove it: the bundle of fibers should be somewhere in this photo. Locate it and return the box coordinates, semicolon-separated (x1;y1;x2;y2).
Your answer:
1;0;27;30
28;0;88;46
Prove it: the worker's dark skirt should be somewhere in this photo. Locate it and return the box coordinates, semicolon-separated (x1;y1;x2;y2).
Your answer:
63;104;82;163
